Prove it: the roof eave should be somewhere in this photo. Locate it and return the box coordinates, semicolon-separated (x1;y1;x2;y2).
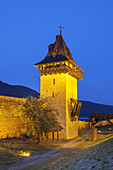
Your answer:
33;59;69;68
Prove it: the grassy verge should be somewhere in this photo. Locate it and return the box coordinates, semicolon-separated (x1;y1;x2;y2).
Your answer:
22;125;113;169
0;138;67;169
1;125;113;169
0;128;87;169
64;135;113;169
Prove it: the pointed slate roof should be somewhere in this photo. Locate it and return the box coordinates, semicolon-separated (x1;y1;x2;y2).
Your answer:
34;34;74;66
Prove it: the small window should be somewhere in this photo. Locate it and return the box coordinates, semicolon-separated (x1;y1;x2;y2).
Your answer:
53;79;55;85
52;92;54;97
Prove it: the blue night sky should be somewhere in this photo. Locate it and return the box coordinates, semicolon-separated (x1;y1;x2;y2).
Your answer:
0;0;113;105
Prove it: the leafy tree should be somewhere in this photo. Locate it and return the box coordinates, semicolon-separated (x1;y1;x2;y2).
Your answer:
21;97;60;143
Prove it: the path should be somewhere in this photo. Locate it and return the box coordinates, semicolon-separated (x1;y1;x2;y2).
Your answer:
7;134;88;170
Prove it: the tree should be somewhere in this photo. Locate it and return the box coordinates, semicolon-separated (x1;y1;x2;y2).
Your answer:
21;96;60;143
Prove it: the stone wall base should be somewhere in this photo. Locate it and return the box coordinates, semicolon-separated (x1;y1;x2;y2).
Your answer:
89;128;97;141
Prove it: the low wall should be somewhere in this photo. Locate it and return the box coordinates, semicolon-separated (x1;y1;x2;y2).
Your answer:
78;119;113;129
96;119;113;127
78;121;91;129
0;95;26;139
0;95;63;140
1;95;113;139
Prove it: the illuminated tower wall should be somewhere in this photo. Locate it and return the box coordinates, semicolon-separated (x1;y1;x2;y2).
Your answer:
34;32;83;139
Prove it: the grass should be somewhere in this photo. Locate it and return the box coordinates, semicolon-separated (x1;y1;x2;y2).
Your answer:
0;125;113;169
22;125;113;170
61;126;113;170
0;138;67;169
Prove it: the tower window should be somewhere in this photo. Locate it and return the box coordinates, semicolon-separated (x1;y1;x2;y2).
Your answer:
53;79;55;85
52;92;54;97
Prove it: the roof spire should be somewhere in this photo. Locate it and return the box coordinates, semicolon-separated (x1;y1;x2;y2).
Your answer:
58;25;64;36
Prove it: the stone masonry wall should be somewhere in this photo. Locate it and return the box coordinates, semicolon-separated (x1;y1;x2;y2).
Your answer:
40;73;66;139
40;73;79;139
0;96;26;139
66;74;78;139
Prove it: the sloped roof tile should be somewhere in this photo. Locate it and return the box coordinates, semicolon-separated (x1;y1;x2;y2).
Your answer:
34;54;69;65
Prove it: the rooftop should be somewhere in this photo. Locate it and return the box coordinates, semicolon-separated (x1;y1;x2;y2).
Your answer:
34;34;74;66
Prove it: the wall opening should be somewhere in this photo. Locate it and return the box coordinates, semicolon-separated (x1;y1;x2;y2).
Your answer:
52;92;54;97
53;79;55;85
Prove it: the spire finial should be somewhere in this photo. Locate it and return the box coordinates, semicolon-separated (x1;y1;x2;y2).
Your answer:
58;25;64;36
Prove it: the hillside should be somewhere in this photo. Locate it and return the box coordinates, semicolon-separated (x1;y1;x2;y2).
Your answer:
0;81;113;118
80;100;113;118
0;81;39;98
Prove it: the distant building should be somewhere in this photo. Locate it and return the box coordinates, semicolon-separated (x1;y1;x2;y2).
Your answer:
34;28;83;139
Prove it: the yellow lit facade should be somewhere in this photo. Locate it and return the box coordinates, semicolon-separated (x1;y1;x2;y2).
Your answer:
0;96;26;139
34;30;83;139
41;73;78;139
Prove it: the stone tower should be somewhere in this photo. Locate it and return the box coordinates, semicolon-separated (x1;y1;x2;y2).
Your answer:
34;30;83;139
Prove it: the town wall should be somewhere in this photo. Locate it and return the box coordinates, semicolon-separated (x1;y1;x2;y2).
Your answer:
0;96;26;139
78;119;113;129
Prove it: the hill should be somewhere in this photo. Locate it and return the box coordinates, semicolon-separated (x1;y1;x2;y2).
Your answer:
0;81;39;98
80;100;113;118
0;81;113;118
